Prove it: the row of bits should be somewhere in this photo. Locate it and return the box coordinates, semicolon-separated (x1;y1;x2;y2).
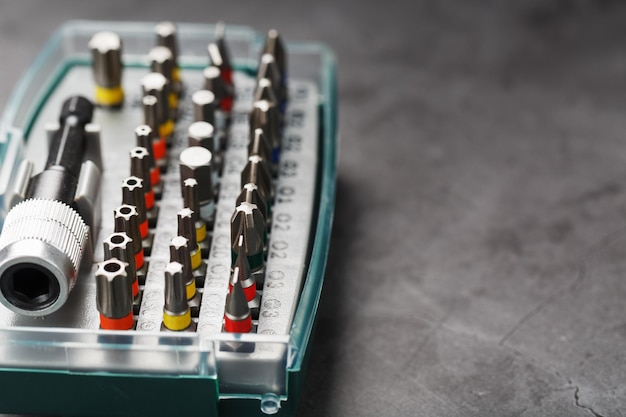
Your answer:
162;23;235;332
224;30;287;335
93;22;186;330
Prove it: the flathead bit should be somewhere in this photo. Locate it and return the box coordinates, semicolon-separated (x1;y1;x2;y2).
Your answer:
234;235;258;306
250;99;280;160
248;128;273;167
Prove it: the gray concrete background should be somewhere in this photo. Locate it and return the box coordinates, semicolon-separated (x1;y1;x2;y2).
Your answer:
1;0;626;415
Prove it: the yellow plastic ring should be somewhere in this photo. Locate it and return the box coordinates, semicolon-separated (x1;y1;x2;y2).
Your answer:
95;85;124;106
163;310;191;331
190;246;202;270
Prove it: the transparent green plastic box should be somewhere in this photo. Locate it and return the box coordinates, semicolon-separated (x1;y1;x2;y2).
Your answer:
0;21;337;417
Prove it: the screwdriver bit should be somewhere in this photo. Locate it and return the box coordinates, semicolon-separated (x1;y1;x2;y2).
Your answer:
224;270;252;333
169;236;199;307
95;258;133;330
141;72;174;138
162;261;193;332
89;31;124;107
182;178;206;243
178;208;201;271
114;204;143;270
121;176;148;239
179;146;215;222
231;202;265;271
103;232;138;298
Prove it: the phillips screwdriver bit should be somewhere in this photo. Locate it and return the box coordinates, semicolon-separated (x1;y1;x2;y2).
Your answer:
231;202;265;272
236;183;268;227
241;154;273;208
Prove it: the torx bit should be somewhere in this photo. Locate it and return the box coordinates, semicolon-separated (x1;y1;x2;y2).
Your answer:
182;178;206;243
178;208;201;271
121;176;148;239
142;97;167;166
103;232;138;298
250;99;281;165
135;123;162;183
114;204;144;269
241;154;273;207
141;72;174;138
89;31;124;107
231;202;266;272
130;147;155;210
179;146;215;222
169;236;198;304
233;234;259;308
95;258;133;330
162;261;193;332
224;270;252;333
236;183;268;226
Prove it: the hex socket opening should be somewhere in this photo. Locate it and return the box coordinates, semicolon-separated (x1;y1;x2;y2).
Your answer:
0;263;61;311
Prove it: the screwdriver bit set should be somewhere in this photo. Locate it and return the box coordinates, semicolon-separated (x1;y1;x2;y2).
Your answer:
0;20;336;416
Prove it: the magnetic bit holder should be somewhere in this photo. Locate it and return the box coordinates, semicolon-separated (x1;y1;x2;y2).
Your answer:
0;95;102;316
